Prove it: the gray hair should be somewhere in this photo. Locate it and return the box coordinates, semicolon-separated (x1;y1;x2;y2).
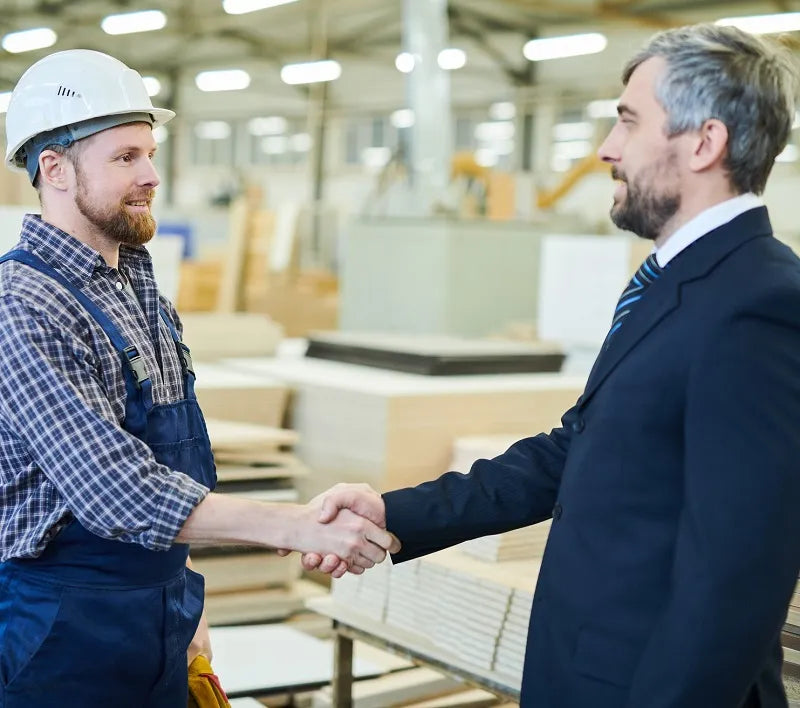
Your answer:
623;24;798;195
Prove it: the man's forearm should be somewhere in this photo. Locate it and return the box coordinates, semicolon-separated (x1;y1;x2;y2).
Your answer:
175;492;399;567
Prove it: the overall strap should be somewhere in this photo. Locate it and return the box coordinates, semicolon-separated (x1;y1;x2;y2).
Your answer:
157;307;197;399
0;249;154;432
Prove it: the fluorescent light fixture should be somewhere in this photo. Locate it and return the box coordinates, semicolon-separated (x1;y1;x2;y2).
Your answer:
395;52;415;73
2;27;57;54
0;91;12;113
493;140;515;156
489;101;516;121
262;136;289;154
794;111;800;129
523;33;607;62
716;12;800;34
553;140;593;160
438;48;466;70
195;69;250;92
551;156;571;173
142;76;161;97
223;0;299;15
195;121;231;140
101;10;166;35
391;109;415;129
280;59;341;85
248;116;288;135
153;126;169;143
553;122;594;142
290;133;312;152
776;144;798;163
361;147;392;169
475;149;498;168
587;99;619;119
475;121;515;142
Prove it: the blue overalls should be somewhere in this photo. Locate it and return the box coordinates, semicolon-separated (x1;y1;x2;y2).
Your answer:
0;250;216;707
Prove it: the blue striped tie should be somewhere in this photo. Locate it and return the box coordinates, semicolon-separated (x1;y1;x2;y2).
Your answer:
607;253;663;340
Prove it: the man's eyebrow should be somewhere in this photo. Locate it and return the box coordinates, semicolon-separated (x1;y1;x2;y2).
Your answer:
617;103;638;118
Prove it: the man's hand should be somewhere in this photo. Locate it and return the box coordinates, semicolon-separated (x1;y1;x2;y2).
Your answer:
187;607;212;667
186;557;212;667
289;483;399;578
289;492;400;571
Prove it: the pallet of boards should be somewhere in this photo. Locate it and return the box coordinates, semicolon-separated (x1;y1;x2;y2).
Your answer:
224;355;586;501
332;546;538;688
193;362;289;429
194;417;307;625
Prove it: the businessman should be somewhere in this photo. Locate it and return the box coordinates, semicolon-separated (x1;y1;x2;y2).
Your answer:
301;24;800;708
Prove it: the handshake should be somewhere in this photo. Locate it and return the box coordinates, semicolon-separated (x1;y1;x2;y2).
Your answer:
282;483;400;579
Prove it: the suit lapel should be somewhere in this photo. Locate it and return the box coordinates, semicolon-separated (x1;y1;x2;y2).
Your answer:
578;207;773;410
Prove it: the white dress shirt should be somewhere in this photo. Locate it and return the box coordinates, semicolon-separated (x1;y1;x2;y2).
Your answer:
655;193;764;268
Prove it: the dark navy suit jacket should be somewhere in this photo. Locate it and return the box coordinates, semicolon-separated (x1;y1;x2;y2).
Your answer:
383;207;800;708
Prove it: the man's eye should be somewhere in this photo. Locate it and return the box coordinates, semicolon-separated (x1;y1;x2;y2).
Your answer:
120;154;132;162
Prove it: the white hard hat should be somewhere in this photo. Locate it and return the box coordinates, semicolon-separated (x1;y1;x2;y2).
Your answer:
5;49;175;180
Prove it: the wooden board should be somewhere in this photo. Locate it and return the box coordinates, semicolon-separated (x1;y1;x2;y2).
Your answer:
204;418;299;452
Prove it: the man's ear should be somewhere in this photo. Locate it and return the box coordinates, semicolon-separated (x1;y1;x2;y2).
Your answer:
688;118;729;173
38;150;72;191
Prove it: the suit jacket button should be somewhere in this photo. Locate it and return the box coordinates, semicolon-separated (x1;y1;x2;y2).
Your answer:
572;418;585;433
552;503;563;520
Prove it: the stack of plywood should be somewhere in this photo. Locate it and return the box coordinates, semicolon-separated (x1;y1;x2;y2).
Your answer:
332;547;538;688
225;355;585;501
459;523;551;563
194;362;289;428
194;418;310;625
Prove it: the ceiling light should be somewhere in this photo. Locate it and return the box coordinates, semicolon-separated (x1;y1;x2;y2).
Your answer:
493;140;515;156
390;109;415;129
553;140;593;160
553;122;594;142
2;27;57;54
716;12;800;34
776;144;798;163
0;92;12;113
395;52;415;73
523;33;607;62
262;136;289;154
248;116;288;135
489;102;516;121
290;133;312;152
361;147;392;169
142;76;161;97
475;149;498;168
153;126;169;143
281;59;341;85
475;121;515;142
438;48;466;70
195;69;250;92
223;0;299;14
587;99;619;119
195;121;231;140
101;10;166;35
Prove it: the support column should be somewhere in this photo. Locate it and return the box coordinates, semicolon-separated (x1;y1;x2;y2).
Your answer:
403;0;452;215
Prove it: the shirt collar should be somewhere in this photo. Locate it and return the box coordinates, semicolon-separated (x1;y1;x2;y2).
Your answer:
19;213;152;287
655;193;764;267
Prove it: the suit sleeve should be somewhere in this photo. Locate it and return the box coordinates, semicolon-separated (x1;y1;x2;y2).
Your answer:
384;403;577;562
627;298;800;707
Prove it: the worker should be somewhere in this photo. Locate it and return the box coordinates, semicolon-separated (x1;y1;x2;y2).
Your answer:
0;49;399;708
300;24;800;708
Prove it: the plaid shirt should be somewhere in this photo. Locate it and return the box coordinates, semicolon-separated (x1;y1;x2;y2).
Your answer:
0;214;209;561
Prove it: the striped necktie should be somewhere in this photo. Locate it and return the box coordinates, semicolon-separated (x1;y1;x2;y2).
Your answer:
607;253;663;340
